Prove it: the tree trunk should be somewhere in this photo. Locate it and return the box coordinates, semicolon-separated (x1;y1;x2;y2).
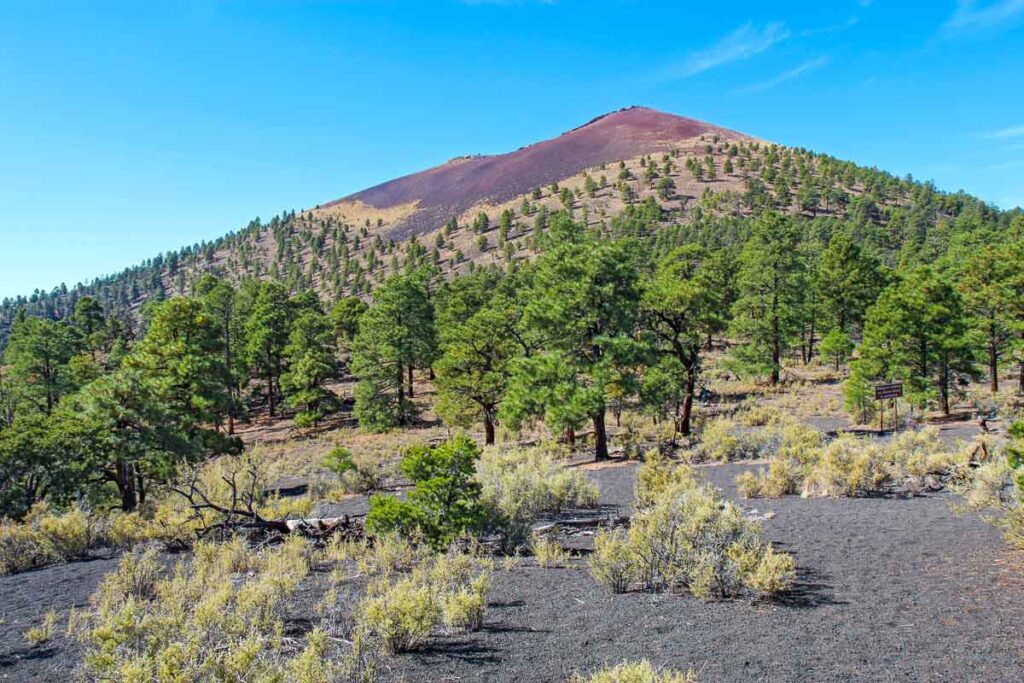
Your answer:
267;370;276;417
807;315;816;362
680;366;696;436
771;318;781;384
939;359;950;416
397;364;405;407
407;365;414;398
115;459;138;512
593;411;609;461
483;414;495;445
989;324;999;394
564;426;575;446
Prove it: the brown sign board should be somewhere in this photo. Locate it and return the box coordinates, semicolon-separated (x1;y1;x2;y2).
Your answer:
874;382;903;400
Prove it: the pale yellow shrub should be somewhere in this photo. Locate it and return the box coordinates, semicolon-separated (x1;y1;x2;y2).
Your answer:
477;446;599;551
359;573;441;653
0;521;58;575
531;534;570;568
570;659;697;683
79;538;325;682
635;451;696;509
745;546;797;597
441;574;489;634
589;529;634;593
24;610;58;647
590;478;793;599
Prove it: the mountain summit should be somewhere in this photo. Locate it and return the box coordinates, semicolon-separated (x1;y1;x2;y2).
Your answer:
334;106;754;238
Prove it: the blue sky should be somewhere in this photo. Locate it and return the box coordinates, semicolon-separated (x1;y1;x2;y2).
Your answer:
2;0;1023;299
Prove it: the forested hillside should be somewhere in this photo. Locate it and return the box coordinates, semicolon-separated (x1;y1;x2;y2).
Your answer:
3;107;1016;349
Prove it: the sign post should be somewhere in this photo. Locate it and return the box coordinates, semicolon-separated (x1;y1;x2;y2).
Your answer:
874;382;903;432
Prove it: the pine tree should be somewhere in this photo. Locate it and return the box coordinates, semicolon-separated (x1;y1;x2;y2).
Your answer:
729;213;805;384
281;309;338;427
642;245;722;435
503;230;643;460
351;271;436;431
853;266;978;415
244;281;292;416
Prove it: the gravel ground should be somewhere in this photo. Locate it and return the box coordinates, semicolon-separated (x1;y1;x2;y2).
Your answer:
387;461;1024;682
2;459;1022;682
0;555;121;682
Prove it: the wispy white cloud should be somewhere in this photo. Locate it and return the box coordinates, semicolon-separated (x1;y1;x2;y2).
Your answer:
662;22;791;80
730;57;830;95
979;124;1024;139
798;17;859;37
943;0;1024;33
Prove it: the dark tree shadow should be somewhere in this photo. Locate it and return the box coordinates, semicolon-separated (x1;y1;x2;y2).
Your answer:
773;566;847;609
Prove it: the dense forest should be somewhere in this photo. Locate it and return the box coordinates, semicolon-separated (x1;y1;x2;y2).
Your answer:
2;135;1024;520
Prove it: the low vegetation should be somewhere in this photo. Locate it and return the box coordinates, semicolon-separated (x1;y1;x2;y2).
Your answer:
735;426;971;499
589;453;794;600
953;421;1024;549
570;660;697;683
478;445;599;552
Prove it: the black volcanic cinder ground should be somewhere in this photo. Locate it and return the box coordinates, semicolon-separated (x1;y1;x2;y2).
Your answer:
332;106;752;239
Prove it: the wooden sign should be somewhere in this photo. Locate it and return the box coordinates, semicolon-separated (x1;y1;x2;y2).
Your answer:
874;382;903;400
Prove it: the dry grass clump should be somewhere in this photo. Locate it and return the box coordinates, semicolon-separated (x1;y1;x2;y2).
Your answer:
738;426;969;499
355;551;491;653
74;537;334;683
0;503;99;575
589;457;794;600
477;446;599;551
691;415;822;465
530;533;571;568
24;610;58;647
570;659;697;682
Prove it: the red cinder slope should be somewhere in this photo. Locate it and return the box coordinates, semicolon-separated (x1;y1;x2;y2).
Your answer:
331;106;753;238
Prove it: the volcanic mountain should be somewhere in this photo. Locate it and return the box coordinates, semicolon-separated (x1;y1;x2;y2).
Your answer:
2;104;954;341
331;106;756;239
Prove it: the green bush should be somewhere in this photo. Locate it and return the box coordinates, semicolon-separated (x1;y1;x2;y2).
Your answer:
366;435;485;549
323;447;387;494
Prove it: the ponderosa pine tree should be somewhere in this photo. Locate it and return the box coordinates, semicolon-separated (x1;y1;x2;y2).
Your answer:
852;266;978;415
195;275;245;434
816;230;885;335
351;270;436;431
642;244;721;435
329;296;369;348
124;296;232;440
281;309;337;427
434;272;521;444
3;314;78;415
244;281;292;416
729;213;805;384
955;243;1015;393
503;220;643;460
